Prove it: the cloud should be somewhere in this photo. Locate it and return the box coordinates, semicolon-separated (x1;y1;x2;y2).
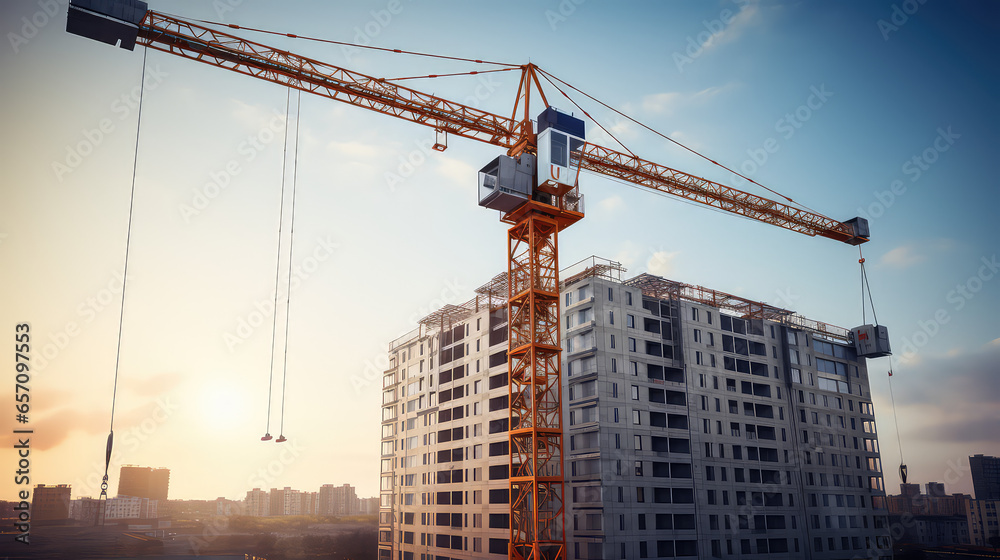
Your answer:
127;372;184;397
632;82;740;119
435;157;476;189
327;140;381;160
641;92;684;115
648;250;680;277
598;195;625;213
701;1;760;51
890;341;1000;445
881;245;926;268
229;98;284;131
28;409;106;451
895;342;1000;407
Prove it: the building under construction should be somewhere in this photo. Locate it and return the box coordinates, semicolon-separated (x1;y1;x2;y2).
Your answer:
378;257;892;560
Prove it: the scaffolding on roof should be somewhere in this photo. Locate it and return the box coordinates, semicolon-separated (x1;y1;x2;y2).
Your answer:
624;272;850;342
418;304;473;331
561;255;627;285
475;272;509;311
626;273;793;321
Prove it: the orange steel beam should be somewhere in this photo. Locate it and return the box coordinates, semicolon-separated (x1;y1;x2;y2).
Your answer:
505;201;580;560
130;11;865;249
136;11;519;149
577;144;869;245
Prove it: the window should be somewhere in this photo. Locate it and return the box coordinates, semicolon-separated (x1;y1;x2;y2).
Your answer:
632;410;641;425
694;329;702;343
692;308;700;321
627;314;635;328
608;287;614;301
628;338;636;352
634;435;642;450
611;334;616;349
631;385;640;400
696;351;703;365
609;311;615;325
630;361;638;375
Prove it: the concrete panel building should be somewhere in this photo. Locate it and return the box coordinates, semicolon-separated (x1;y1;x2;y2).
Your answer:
966;499;1000;547
970;454;1000;501
32;484;71;521
320;483;358;516
378;261;892;559
117;465;170;501
104;495;158;519
269;487;301;516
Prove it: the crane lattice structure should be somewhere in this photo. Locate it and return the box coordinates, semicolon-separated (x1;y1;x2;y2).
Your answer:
66;2;872;559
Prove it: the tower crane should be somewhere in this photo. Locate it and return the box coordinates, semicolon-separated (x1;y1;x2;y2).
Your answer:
65;2;888;559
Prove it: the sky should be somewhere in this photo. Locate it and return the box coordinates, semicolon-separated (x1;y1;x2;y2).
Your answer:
0;0;997;502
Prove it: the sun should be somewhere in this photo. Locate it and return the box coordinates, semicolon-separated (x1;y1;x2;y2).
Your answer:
197;381;252;432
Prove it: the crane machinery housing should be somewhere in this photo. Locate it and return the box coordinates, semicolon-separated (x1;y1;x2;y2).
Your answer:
65;1;891;559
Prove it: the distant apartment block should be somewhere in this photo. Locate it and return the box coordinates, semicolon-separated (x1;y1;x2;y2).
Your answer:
886;482;971;546
320;483;358;516
246;488;270;517
966;499;1000;547
378;260;893;559
118;465;170;501
270;487;302;516
32;484;71;521
970;454;1000;501
359;496;380;515
105;495;158;519
216;497;245;516
887;482;971;516
243;485;361;517
69;497;103;525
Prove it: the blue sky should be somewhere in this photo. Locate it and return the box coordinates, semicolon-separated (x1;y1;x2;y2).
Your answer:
0;0;997;501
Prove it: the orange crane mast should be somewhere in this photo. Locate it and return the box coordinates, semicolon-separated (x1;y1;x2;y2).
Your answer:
66;3;873;560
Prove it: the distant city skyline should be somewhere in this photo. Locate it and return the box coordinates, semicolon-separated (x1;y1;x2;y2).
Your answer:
1;0;997;501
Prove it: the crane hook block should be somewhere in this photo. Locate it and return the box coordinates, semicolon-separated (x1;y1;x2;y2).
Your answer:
67;0;148;51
